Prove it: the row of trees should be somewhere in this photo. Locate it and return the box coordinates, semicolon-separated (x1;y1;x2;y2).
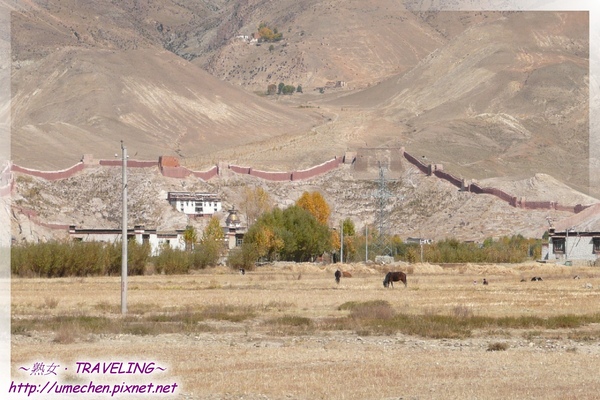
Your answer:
267;82;303;95
230;188;541;267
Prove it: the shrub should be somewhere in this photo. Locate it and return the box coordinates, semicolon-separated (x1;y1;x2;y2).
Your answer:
487;342;509;351
153;246;191;275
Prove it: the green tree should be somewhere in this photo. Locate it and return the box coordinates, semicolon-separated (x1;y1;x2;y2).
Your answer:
341;218;357;262
199;216;224;266
241;205;332;263
279;206;331;262
282;85;296;94
269;44;275;52
278;82;285;94
296;84;303;93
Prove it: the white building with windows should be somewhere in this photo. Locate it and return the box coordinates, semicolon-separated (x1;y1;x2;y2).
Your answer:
69;225;185;256
542;203;600;264
544;228;600;264
167;192;222;217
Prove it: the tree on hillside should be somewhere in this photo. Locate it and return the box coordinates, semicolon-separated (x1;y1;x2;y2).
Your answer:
240;186;273;227
267;84;277;95
296;191;330;225
296;85;303;93
282;85;296;95
258;22;283;42
278;82;285;94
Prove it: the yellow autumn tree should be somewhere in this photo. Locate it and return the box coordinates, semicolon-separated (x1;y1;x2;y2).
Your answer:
253;224;284;260
241;186;273;227
296;191;330;226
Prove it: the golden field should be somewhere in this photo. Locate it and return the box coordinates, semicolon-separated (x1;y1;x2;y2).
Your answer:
10;262;600;400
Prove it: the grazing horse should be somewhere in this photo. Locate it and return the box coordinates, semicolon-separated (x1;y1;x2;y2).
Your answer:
383;271;407;288
531;276;543;281
342;271;352;278
334;269;342;284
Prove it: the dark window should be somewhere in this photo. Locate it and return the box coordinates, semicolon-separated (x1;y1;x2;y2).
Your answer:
593;238;600;253
553;238;565;253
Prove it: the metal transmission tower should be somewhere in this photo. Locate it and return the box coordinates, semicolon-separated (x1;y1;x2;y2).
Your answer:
372;163;393;257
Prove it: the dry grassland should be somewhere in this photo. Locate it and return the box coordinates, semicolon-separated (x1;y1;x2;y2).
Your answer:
11;262;600;400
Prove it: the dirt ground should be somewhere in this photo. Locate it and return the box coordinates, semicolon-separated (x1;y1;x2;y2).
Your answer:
10;262;600;399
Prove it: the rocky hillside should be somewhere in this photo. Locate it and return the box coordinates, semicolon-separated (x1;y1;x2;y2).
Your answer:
11;159;595;244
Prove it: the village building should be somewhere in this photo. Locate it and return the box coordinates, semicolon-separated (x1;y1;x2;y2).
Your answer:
69;225;185;256
544;228;600;265
167;192;222;217
542;203;600;265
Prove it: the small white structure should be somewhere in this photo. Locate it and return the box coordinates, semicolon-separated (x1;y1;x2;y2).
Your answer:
69;225;185;256
167;192;222;217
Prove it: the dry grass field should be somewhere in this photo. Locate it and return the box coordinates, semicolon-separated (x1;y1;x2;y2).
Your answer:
11;262;600;400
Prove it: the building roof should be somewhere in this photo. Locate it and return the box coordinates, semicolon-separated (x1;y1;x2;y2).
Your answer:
167;192;220;202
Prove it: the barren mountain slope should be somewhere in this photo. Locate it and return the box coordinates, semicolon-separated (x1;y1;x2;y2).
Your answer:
11;46;323;169
320;12;589;192
201;0;447;91
8;2;595;240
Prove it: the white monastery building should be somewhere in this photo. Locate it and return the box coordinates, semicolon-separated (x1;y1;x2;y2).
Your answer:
167;192;222;217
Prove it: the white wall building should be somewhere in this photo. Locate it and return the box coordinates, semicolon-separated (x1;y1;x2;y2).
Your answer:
69;225;185;256
168;192;222;217
544;228;600;264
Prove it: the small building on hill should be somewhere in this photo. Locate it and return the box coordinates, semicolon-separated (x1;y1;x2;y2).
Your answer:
167;192;222;217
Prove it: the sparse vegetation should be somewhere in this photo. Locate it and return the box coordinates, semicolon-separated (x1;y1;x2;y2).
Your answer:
487;342;509;351
257;22;283;42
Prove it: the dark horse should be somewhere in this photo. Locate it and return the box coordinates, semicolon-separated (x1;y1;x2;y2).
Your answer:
334;269;342;284
383;271;407;288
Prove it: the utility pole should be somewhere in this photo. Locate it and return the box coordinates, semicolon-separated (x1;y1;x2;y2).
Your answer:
340;220;344;264
121;141;128;314
365;225;368;262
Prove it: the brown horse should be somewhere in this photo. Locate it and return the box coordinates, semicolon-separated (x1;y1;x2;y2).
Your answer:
383;271;407;288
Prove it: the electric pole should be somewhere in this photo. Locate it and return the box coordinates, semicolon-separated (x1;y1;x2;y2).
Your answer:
121;141;128;314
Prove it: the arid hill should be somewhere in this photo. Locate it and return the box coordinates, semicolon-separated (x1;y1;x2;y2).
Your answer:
7;2;595;241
